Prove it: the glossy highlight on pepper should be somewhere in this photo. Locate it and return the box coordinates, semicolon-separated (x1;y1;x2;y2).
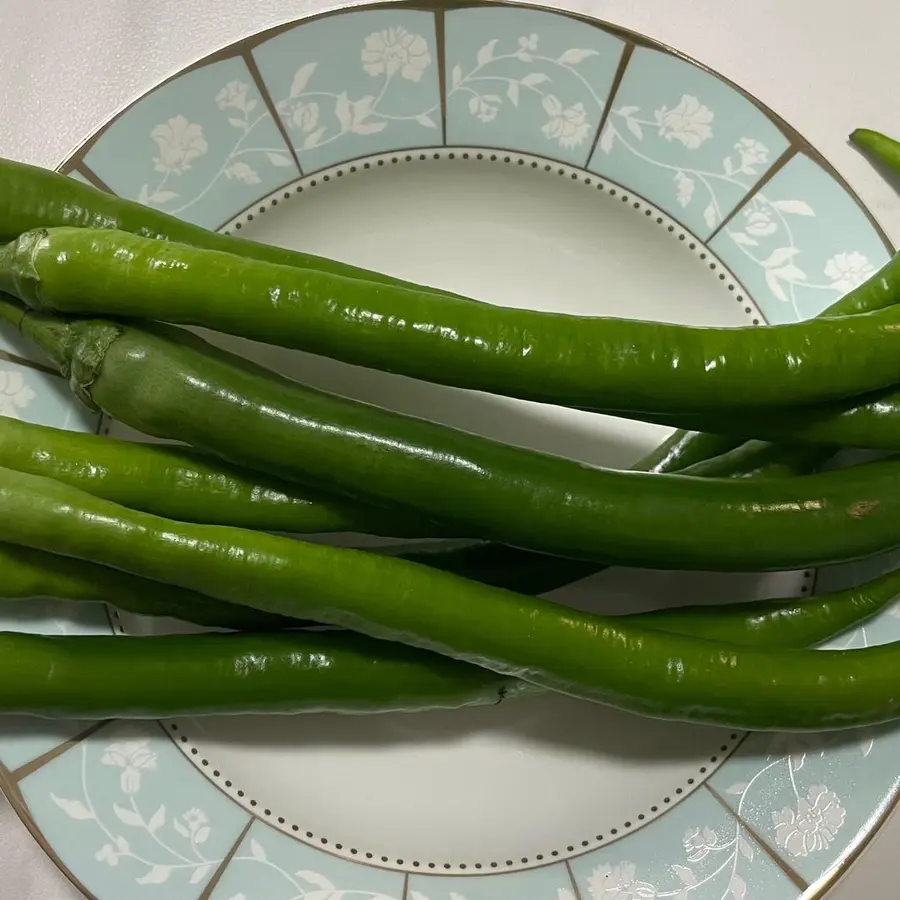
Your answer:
5;464;900;731
0;542;301;631
0;629;527;718
7;226;900;415
7;299;900;571
0;155;454;292
0;417;444;537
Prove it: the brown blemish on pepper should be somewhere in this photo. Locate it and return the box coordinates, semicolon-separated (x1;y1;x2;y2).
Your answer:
848;499;880;518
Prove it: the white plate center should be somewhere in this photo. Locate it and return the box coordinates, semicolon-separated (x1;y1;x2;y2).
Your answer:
114;151;805;871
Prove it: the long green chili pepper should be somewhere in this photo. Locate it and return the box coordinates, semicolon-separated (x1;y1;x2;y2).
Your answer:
5;465;900;731
634;567;900;648
0;629;529;718
0;418;829;594
850;128;900;175
398;441;837;591
8;536;897;653
0;156;452;292
7;301;900;572
0;154;893;467
7;228;900;415
618;248;900;475
0;417;445;538
4;547;900;721
675;440;835;480
624;391;900;454
0;543;302;631
448;253;899;586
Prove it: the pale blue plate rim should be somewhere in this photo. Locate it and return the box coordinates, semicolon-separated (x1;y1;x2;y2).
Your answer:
0;2;895;899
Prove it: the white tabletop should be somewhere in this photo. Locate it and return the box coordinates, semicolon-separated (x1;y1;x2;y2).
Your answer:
1;1;898;897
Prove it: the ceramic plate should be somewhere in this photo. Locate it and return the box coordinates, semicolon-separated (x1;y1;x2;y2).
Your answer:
1;3;898;899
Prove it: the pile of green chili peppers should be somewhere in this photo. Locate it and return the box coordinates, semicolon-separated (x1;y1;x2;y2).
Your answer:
0;128;898;732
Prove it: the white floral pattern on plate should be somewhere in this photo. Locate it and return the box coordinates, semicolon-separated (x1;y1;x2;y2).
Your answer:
710;152;891;323
0;367;36;418
208;821;405;900
250;10;442;175
362;26;432;82
725;198;876;317
449;33;602;151
49;738;223;887
570;790;799;900
442;9;624;164
772;785;846;858
11;5;895;900
599;97;767;234
600;96;885;319
717;729;868;869
583;822;755;900
708;607;900;886
136;80;294;214
271;29;603;160
588;44;792;240
81;54;299;230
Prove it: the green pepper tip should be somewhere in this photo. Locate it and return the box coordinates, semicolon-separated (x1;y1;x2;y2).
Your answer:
2;228;49;310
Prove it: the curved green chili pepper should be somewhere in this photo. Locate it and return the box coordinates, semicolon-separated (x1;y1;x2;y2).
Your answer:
7;301;900;571
0;629;528;718
7;227;900;415
0;156;450;292
429;250;899;585
635;568;900;648
0;417;828;594
0;542;301;631
0;417;444;538
628;392;900;454
5;464;900;731
850;128;900;175
9;536;897;652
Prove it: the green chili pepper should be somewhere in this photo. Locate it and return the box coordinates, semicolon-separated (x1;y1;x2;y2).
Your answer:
397;441;836;591
0;156;449;292
675;439;835;479
7;228;900;415
6;300;900;572
9;535;896;653
0;430;868;648
3;548;899;721
619;249;900;474
0;418;828;595
0;542;302;631
440;254;899;587
634;568;900;648
0;417;444;538
5;464;900;731
0;629;530;719
850;128;900;175
0;153;893;475
627;393;900;455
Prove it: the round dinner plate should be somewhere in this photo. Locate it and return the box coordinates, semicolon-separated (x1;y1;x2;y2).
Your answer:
1;3;899;898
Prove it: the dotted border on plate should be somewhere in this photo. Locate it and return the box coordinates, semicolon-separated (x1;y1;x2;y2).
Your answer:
163;720;744;873
105;148;792;872
218;147;764;327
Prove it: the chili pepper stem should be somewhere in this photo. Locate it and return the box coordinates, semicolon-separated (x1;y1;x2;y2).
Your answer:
0;229;43;304
0;293;71;373
0;296;119;410
0;293;25;329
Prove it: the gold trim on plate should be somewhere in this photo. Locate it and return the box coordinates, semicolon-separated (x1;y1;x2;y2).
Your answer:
11;2;890;897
